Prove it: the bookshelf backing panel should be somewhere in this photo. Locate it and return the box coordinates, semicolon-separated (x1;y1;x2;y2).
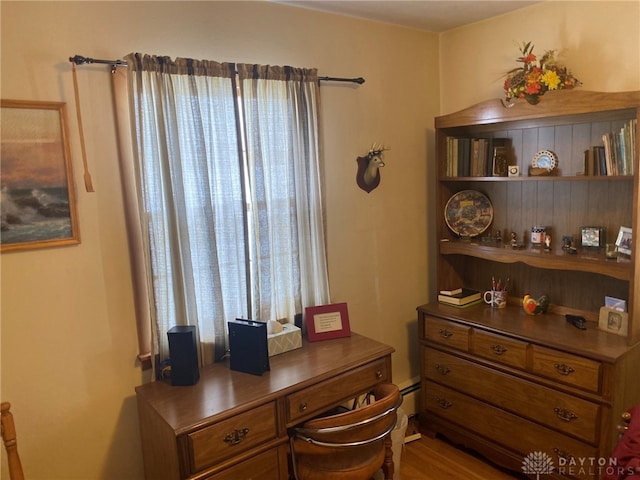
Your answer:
439;179;633;246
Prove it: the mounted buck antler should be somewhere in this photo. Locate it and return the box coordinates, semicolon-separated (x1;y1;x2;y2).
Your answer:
356;143;389;193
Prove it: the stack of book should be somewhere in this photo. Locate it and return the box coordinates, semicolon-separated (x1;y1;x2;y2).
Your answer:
583;119;637;176
438;288;482;307
444;137;511;177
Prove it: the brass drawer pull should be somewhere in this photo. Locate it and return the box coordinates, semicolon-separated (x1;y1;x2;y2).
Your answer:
554;407;578;422
376;370;383;379
434;364;450;375
436;397;452;409
223;428;249;445
439;329;453;339
491;344;507;355
554;363;575;376
299;402;308;412
553;447;574;460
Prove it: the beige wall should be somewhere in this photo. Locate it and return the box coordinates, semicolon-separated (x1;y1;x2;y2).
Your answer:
1;1;639;479
0;2;436;478
439;0;640;114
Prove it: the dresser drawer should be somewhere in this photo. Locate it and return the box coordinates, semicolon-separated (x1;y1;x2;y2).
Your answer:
187;402;277;474
531;345;601;393
286;358;388;424
424;381;598;480
472;329;528;370
203;448;281;480
423;348;600;443
424;316;470;351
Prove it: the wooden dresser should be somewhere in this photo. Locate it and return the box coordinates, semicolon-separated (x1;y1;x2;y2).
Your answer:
419;90;640;480
135;333;394;480
418;303;640;480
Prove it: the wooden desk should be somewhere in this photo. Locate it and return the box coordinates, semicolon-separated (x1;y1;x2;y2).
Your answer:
135;333;394;480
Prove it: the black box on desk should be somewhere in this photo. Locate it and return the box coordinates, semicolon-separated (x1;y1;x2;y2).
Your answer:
228;319;270;376
167;325;200;386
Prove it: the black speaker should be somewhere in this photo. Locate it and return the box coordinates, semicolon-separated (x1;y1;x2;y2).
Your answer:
228;319;270;376
167;325;199;386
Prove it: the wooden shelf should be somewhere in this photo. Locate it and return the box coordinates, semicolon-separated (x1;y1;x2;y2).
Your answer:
439;239;632;281
439;175;634;182
435;90;638;129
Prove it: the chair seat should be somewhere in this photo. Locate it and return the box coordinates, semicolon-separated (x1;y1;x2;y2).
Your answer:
294;440;385;480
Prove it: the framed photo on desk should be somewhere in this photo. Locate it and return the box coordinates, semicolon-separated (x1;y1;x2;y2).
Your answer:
305;302;351;342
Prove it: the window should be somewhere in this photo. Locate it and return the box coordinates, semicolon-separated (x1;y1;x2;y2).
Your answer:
122;54;330;365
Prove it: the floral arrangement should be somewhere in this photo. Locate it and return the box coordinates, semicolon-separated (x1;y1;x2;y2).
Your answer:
503;42;581;105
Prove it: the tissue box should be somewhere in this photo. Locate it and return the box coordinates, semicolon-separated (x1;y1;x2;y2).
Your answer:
267;323;302;357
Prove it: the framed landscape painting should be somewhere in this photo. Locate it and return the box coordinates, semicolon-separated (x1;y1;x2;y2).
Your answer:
1;100;79;252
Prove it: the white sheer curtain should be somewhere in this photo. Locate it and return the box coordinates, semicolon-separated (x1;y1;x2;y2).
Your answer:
120;54;329;366
237;64;329;324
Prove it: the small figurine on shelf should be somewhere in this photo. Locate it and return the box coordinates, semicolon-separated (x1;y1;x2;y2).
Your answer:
562;235;577;254
509;231;524;249
522;294;550;315
544;233;552;251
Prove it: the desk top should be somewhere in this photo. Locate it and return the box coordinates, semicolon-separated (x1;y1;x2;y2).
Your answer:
135;333;394;435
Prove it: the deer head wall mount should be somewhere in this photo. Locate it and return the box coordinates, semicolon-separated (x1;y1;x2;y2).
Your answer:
356;143;388;193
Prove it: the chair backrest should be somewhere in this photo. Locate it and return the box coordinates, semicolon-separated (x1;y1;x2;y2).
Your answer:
605;405;640;480
1;402;25;480
290;383;401;480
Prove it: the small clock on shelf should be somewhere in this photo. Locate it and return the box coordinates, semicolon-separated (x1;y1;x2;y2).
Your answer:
529;150;558;176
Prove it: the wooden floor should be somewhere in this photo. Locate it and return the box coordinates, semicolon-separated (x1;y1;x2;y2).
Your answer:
398;420;525;479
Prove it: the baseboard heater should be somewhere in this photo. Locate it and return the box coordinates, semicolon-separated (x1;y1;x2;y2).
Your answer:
399;382;420;397
399;381;422;444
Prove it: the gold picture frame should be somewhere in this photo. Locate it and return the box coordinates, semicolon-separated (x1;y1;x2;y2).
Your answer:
1;100;79;252
598;306;628;337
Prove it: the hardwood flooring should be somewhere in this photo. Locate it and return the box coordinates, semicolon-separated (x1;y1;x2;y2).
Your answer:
398;418;524;479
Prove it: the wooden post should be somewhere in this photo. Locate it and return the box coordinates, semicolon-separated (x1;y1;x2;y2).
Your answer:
1;402;25;480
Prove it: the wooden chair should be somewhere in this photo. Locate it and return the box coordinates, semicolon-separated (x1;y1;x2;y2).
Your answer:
605;405;640;480
1;402;25;480
289;383;401;480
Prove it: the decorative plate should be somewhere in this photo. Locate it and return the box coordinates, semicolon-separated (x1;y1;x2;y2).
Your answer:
444;190;493;237
532;150;558;172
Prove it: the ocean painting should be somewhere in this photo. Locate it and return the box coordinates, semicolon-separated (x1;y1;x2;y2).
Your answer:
1;100;79;252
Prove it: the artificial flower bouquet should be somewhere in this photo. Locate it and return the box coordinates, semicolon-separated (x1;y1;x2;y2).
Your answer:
504;42;581;105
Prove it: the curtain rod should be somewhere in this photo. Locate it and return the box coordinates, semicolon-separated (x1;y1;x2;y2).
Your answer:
69;55;365;84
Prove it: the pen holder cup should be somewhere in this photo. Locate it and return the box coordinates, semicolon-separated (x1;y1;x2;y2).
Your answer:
484;290;507;308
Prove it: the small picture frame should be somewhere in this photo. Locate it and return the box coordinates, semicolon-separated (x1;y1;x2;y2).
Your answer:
615;226;632;256
580;226;605;248
305;302;351;342
598;307;628;337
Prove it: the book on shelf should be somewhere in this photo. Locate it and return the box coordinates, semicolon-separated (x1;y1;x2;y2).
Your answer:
438;288;481;306
440;298;483;308
439;287;463;296
444;137;511;177
584;119;636;177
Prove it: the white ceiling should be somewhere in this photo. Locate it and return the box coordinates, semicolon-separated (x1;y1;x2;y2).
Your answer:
274;1;541;32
